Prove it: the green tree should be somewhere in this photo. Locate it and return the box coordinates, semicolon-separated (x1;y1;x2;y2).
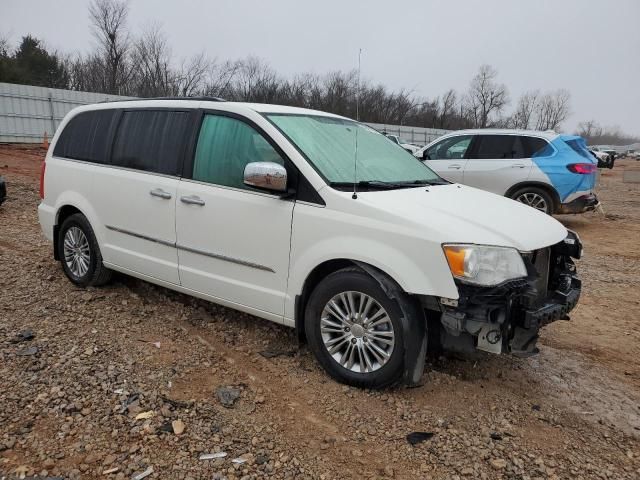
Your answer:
0;35;69;88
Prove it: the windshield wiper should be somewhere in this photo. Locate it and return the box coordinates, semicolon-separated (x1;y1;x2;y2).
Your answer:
330;179;448;190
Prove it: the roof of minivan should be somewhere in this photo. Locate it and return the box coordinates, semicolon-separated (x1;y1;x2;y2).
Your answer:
94;98;346;119
441;128;560;141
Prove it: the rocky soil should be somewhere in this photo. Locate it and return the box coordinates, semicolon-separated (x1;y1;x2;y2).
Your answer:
1;145;639;479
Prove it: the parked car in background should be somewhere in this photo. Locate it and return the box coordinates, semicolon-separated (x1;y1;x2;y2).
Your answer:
38;99;583;388
384;133;421;154
589;149;613;169
415;129;599;215
0;176;6;206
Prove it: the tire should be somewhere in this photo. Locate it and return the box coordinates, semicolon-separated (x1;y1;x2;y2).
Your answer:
58;213;112;287
510;186;555;215
304;267;405;388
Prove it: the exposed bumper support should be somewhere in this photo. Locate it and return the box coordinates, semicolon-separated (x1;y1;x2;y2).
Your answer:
436;231;583;357
557;193;599;214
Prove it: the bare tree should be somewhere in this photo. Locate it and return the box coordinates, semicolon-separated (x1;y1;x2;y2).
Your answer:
174;52;210;97
535;89;570;131
438;89;457;129
89;0;131;94
576;120;601;140
465;65;509;128
203;59;241;98
130;26;174;97
510;90;539;129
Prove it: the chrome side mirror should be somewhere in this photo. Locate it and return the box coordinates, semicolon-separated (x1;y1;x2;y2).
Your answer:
243;162;287;193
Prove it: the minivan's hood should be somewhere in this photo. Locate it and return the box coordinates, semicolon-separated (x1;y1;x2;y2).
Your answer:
351;184;567;251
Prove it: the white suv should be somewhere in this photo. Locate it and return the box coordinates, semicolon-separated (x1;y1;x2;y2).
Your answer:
39;99;583;388
415;129;599;215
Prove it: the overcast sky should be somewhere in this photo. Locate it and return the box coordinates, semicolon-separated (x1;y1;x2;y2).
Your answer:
2;0;639;135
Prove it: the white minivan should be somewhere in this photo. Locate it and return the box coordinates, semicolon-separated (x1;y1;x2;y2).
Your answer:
39;99;583;388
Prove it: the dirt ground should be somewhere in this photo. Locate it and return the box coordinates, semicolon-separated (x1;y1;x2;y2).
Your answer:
1;144;639;480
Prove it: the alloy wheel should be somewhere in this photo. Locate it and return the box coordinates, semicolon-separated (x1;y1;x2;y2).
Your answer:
320;291;395;373
63;226;90;278
516;192;548;213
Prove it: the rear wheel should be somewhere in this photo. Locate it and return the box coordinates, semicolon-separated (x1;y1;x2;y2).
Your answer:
510;187;554;215
58;213;112;287
304;268;405;388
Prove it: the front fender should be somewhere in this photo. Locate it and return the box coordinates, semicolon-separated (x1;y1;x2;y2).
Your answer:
285;201;458;319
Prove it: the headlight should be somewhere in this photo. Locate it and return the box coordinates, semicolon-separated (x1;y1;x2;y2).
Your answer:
442;244;528;286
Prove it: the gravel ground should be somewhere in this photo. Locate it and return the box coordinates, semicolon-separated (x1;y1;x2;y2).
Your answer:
1;145;639;479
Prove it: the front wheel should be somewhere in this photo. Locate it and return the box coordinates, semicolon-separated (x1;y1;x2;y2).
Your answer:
58;213;112;287
304;268;405;388
510;187;554;215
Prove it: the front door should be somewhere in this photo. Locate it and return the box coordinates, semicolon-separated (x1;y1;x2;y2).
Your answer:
423;134;473;183
462;134;533;195
176;113;294;318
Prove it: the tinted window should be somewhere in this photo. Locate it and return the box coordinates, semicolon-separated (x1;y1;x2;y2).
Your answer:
426;135;472;160
524;137;553;157
564;138;592;160
193;115;285;190
471;135;527;159
111;110;190;175
53;110;118;163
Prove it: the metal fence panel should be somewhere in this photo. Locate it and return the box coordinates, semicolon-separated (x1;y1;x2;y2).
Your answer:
364;122;450;146
0;82;132;143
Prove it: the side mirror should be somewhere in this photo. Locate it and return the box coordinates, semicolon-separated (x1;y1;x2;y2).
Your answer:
243;162;287;193
421;149;430;160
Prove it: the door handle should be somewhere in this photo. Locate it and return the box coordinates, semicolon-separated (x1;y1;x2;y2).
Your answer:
180;195;205;206
448;164;462;170
150;188;172;199
511;164;526;169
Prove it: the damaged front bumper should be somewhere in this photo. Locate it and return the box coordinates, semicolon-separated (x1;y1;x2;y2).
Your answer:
435;231;582;357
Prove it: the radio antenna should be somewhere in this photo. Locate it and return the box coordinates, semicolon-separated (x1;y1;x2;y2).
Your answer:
352;48;362;200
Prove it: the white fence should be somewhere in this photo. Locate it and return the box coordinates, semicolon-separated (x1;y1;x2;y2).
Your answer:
0;82;131;143
365;123;450;146
0;82;450;146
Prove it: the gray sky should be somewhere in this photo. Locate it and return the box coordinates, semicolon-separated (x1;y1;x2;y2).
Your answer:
3;0;639;135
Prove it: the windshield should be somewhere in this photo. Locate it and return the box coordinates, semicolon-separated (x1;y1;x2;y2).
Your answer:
265;114;441;186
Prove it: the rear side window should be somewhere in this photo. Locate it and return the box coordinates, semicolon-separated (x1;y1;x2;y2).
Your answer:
111;110;191;175
471;135;527;159
564;138;592;160
53;110;118;163
192;114;285;190
524;137;554;158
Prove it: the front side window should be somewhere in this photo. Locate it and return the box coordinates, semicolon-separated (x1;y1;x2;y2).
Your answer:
266;114;439;185
111;110;190;175
425;135;473;160
471;135;527;160
192;115;285;190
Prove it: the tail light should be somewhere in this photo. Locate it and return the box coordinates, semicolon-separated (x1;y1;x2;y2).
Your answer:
39;161;46;199
567;163;596;174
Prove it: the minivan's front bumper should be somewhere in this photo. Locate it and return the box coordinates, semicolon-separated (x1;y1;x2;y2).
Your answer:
434;231;582;357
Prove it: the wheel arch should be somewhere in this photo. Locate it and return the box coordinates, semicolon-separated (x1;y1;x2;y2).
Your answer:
294;258;360;342
295;258;428;386
53;204;85;261
504;181;560;213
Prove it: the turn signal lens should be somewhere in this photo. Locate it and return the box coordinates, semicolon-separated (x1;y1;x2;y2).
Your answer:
567;163;596;174
443;246;467;277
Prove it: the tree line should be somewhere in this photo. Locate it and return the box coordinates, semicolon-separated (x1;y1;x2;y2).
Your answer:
1;0;637;145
